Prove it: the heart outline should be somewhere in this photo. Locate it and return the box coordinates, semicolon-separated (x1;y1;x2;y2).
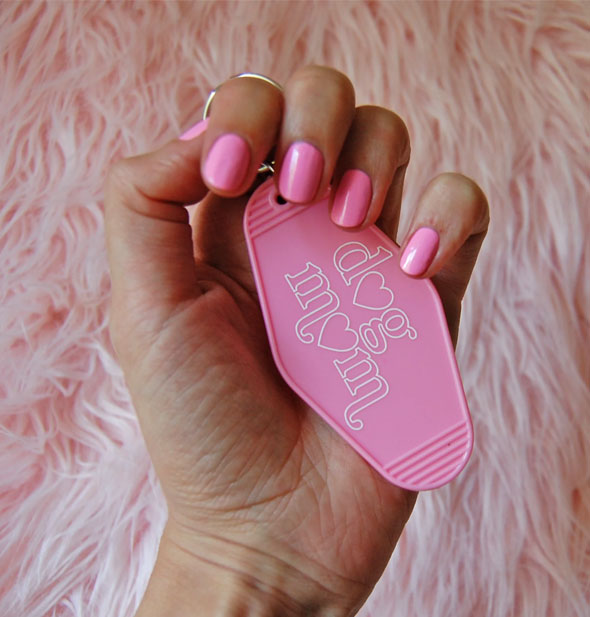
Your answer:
318;312;359;353
352;271;394;311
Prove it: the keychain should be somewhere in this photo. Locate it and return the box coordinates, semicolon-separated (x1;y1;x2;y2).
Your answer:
206;74;473;491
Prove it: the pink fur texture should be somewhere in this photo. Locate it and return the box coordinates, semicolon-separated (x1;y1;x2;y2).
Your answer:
1;2;589;616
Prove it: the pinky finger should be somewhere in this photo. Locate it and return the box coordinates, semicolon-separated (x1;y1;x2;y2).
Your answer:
399;173;489;284
398;173;489;342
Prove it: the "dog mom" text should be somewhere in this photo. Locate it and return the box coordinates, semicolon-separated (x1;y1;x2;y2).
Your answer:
285;242;417;431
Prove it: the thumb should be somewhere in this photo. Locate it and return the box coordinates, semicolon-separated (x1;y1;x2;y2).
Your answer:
104;120;209;350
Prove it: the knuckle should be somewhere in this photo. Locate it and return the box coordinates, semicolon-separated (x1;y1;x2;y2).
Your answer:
290;64;355;106
433;173;490;231
357;105;410;160
224;73;283;105
430;172;463;198
432;172;467;200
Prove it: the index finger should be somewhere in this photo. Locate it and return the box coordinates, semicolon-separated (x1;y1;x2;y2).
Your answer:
201;75;284;196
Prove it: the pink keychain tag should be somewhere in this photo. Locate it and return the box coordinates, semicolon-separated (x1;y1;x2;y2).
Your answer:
243;178;473;490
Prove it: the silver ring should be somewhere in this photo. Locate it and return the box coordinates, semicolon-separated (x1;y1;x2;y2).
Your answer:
202;73;283;176
202;72;284;121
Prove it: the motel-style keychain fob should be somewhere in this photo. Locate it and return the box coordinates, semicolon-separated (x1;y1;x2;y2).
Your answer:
243;178;473;490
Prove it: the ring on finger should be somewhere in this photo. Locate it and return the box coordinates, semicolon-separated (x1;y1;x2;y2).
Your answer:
202;72;284;175
202;72;284;121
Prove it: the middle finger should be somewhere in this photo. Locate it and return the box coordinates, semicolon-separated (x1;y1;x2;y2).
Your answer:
276;65;356;204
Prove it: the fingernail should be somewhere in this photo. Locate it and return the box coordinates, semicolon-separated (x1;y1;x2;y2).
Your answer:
179;118;209;140
278;142;323;203
400;227;440;276
331;169;372;227
203;133;250;191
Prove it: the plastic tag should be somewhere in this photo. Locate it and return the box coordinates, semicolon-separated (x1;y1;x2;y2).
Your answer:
243;178;473;490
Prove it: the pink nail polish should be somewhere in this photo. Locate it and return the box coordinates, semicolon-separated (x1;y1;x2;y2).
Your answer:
331;169;372;227
278;142;323;203
179;118;209;141
203;133;250;191
400;227;439;276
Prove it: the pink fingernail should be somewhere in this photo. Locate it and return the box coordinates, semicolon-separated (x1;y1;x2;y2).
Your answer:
278;142;324;203
203;133;250;191
331;169;372;227
400;227;440;276
179;118;209;140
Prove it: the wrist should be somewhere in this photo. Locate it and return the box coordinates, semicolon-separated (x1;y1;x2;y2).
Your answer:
135;522;357;617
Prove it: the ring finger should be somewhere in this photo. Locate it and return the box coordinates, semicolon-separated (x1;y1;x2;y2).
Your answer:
329;105;411;233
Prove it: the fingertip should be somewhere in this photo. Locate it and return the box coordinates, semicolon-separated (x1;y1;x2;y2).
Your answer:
330;169;372;228
277;141;324;203
399;227;440;277
202;132;252;193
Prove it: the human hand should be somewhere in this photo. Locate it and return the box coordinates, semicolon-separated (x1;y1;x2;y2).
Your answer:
104;66;489;616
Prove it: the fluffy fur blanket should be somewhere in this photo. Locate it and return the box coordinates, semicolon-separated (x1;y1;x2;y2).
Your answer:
1;2;588;616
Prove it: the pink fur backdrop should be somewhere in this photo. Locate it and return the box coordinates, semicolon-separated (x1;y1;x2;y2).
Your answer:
1;2;589;616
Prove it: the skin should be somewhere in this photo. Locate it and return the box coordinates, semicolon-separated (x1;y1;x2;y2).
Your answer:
104;66;489;616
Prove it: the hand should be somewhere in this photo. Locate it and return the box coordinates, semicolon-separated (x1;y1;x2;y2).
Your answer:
104;66;489;616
